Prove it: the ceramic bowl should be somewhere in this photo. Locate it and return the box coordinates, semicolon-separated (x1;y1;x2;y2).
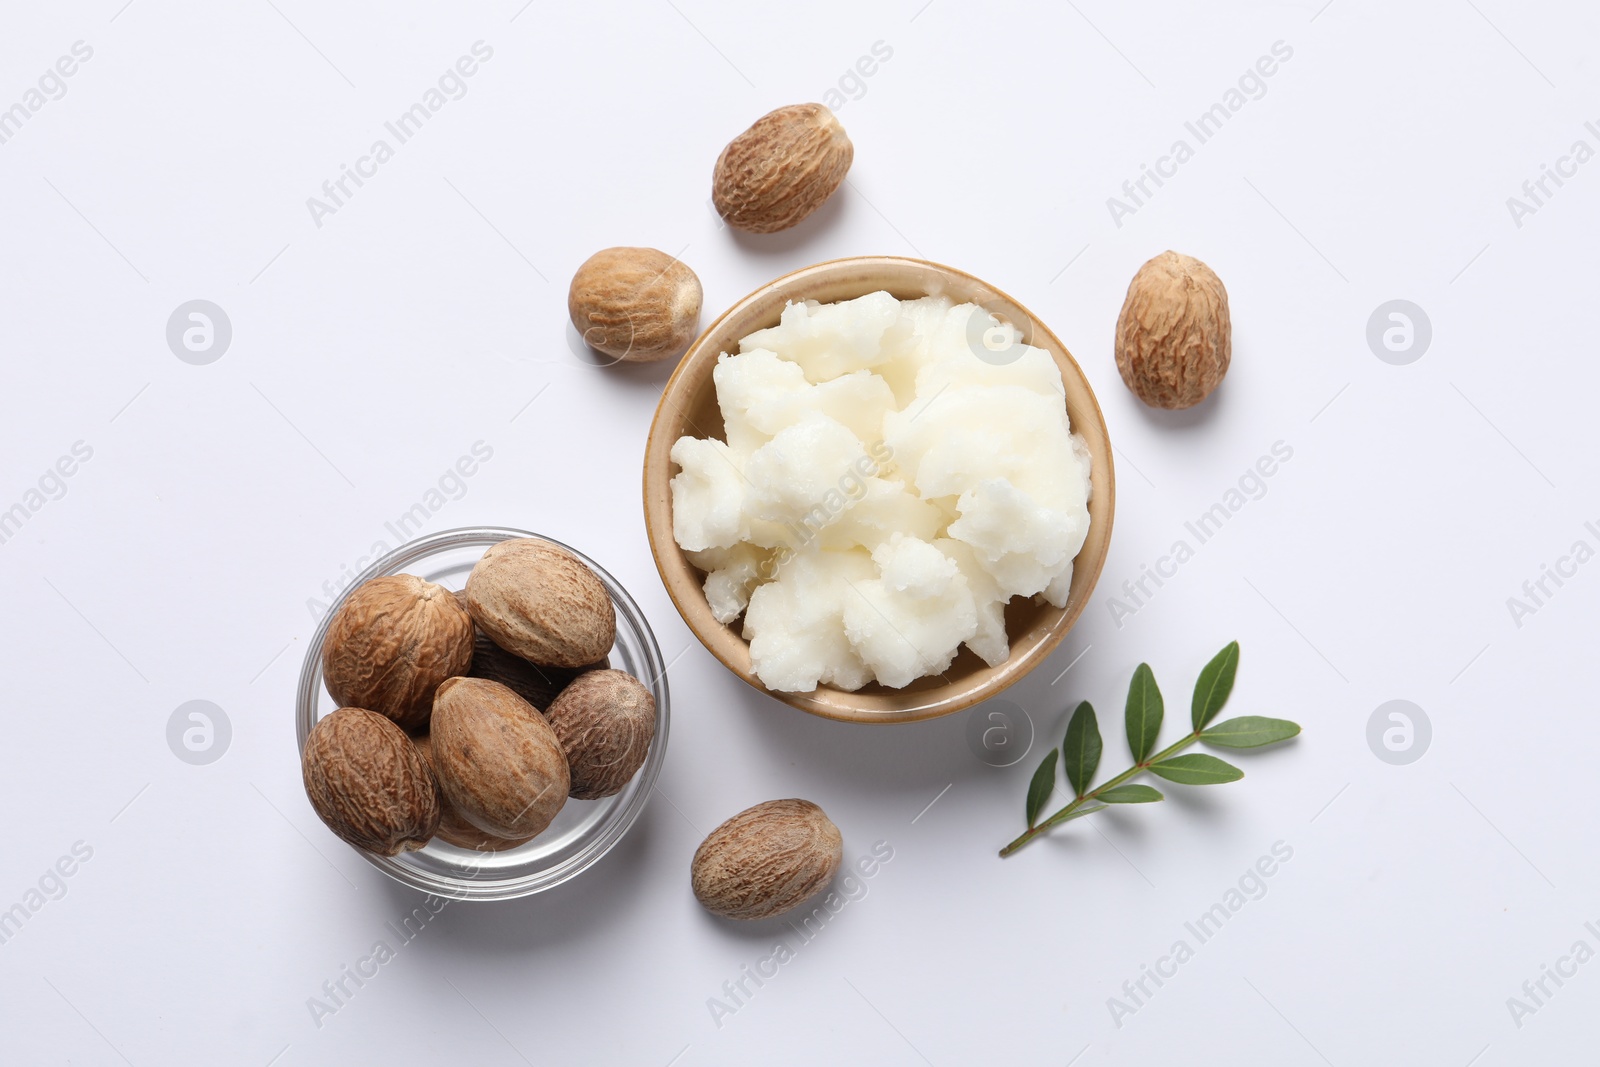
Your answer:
643;256;1113;724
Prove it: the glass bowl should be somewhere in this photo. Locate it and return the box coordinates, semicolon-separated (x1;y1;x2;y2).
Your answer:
294;526;669;901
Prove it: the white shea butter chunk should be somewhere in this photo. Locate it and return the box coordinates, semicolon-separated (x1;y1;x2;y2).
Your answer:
841;535;978;689
886;385;1076;506
936;537;1011;667
914;322;1065;403
687;544;771;625
743;414;869;529
669;289;1093;692
743;549;874;692
741;291;906;382
713;348;809;454
947;477;1087;600
818;477;943;554
874;295;965;403
717;349;896;448
669;436;746;552
798;371;896;445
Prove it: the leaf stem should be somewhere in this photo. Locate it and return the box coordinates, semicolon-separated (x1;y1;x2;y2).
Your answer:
998;731;1201;858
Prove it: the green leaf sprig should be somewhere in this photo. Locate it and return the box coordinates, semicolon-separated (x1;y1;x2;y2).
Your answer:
999;642;1300;858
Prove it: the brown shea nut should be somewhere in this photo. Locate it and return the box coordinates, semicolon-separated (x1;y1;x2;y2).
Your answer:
690;799;843;920
568;247;703;364
545;669;656;799
302;707;441;856
1114;250;1232;410
322;574;474;732
412;733;534;852
465;538;615;670
712;103;853;234
452;589;609;711
430;677;569;840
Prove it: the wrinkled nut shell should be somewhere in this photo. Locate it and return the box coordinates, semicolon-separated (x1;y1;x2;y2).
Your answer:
713;103;853;234
546;669;656;800
1114;250;1231;410
412;733;534;852
430;677;569;840
691;799;843;920
322;574;473;732
465;539;615;670
568;247;703;364
455;590;609;711
302;707;441;856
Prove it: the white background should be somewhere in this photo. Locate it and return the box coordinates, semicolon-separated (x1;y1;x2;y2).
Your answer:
1;0;1594;1063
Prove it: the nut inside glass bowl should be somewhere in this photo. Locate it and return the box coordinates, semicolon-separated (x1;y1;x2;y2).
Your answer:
294;526;670;901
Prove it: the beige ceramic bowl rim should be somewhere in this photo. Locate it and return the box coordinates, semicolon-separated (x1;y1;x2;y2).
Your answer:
643;254;1115;724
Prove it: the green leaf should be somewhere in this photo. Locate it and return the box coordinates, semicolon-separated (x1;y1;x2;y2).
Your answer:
1125;663;1164;763
1148;753;1244;785
1096;784;1164;804
1025;749;1058;827
1062;701;1102;797
1201;716;1301;748
1191;641;1240;731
